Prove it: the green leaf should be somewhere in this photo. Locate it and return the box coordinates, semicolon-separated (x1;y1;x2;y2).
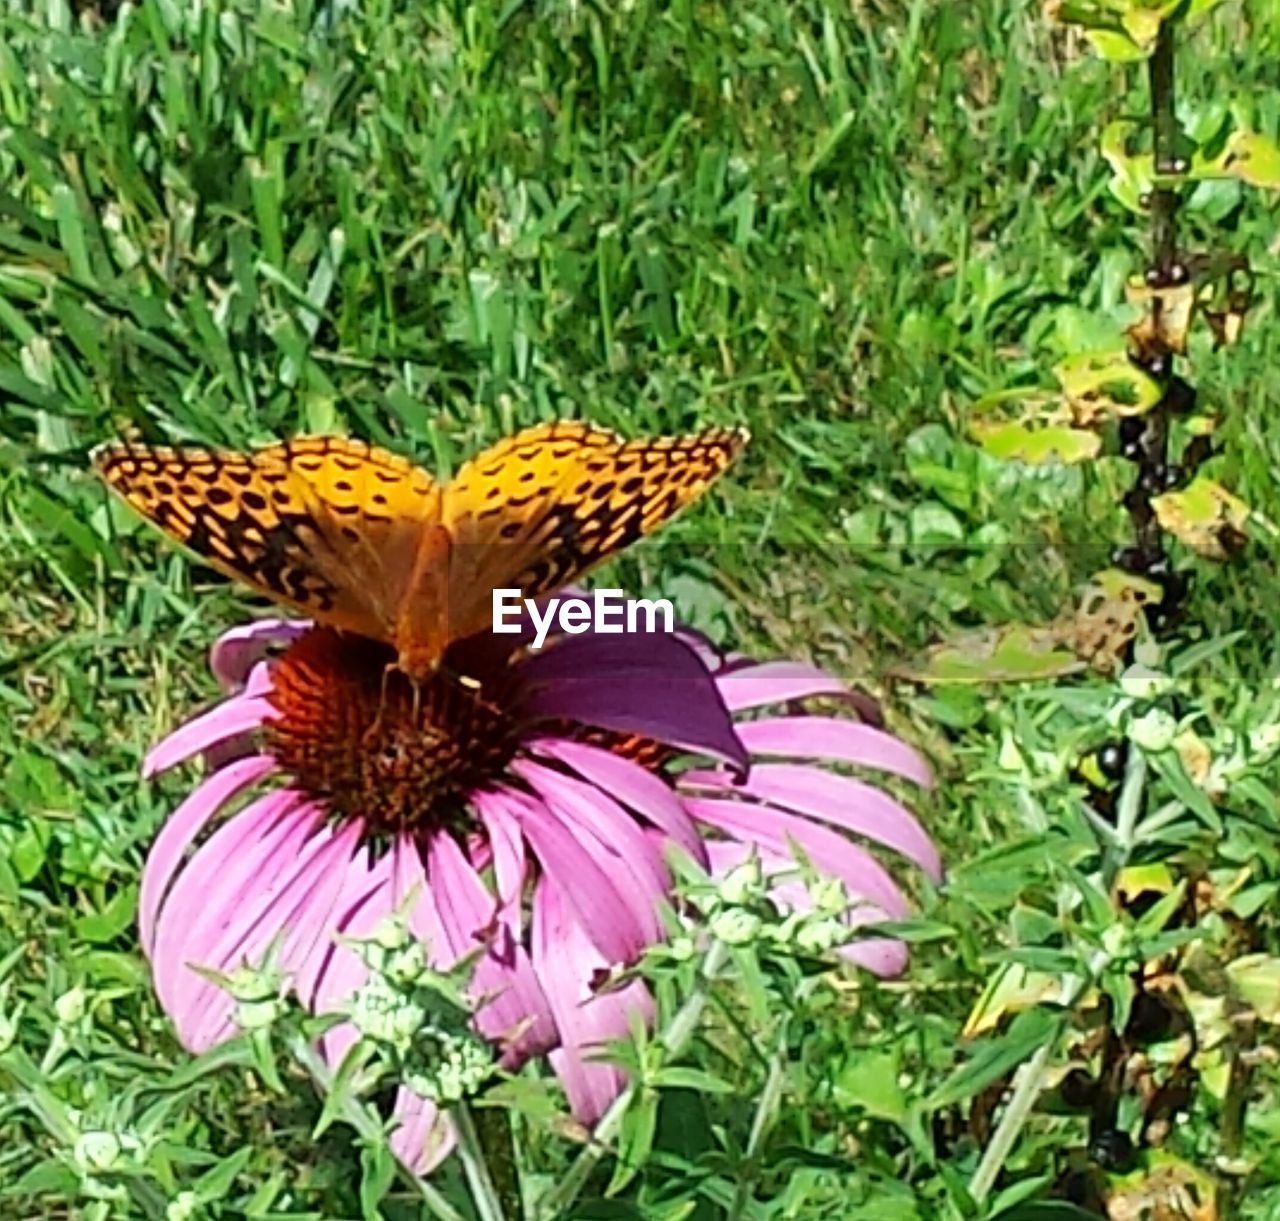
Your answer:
1219;130;1280;190
928;1008;1062;1109
608;1086;657;1196
358;1139;396;1220
832;1050;909;1126
73;885;137;944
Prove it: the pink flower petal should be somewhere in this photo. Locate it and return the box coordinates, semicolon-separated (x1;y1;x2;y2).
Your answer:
714;661;852;712
390;1087;454;1175
683;796;909;918
528;739;706;863
143;692;275;778
425;832;557;1061
735;716;933;789
185;818;364;1051
513;761;667;946
209;620;309;691
471;789;528;934
513;761;668;912
298;843;388;1012
533;880;650;1124
150;791;317;1037
690;763;941;880
139;754;277;956
506;791;647;965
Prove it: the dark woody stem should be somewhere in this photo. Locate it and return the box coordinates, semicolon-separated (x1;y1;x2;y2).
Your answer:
1117;17;1188;631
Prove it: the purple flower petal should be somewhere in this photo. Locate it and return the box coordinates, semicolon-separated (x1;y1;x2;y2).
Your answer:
150;791;317;1046
166;797;331;1029
506;790;648;965
143;690;276;778
390;1087;454;1175
839;938;909;975
691;763;941;881
513;760;667;945
185;818;364;1051
297;843;389;1012
714;661;853;712
533;879;651;1124
683;796;909;917
735;716;933;789
529;739;706;863
209;620;309;691
471;789;529;934
520;634;747;772
425;831;557;1062
139;754;277;956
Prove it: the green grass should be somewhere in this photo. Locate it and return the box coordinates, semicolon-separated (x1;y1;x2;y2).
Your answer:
3;0;1280;1216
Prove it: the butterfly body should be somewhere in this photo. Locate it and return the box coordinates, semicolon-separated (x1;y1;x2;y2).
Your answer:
94;421;747;677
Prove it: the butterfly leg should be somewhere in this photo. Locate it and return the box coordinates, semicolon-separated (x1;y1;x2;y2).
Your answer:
360;661;398;743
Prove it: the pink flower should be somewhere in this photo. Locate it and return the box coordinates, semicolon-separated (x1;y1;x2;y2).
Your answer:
138;609;938;1173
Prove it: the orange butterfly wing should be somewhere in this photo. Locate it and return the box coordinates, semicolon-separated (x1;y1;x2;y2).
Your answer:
93;436;444;643
408;421;748;661
96;422;748;677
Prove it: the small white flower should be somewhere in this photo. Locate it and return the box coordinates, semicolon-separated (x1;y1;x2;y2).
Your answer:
1129;709;1177;753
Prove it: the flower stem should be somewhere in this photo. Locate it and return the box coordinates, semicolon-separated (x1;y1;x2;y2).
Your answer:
452;1101;510;1221
287;1034;468;1221
538;939;731;1219
471;1104;523;1219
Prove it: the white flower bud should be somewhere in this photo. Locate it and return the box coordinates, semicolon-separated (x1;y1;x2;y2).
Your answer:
55;987;86;1026
710;908;762;945
1129;709;1177;753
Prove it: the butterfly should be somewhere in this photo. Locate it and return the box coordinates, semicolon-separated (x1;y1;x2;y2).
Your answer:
93;421;748;681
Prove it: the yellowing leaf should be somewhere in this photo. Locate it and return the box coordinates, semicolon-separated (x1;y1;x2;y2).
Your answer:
1055;348;1162;422
1101;120;1154;211
1115;863;1176;903
1226;954;1280;1024
905;625;1084;685
1084;28;1148;59
1220;130;1280;190
969;418;1101;464
1152;476;1250;559
963;963;1063;1037
1125;279;1196;354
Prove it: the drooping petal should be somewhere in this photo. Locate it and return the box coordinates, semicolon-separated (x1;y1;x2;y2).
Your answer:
166;796;329;1031
139;754;277;956
714;660;854;713
424;831;557;1062
150;791;320;1046
184;817;365;1051
734;716;933;789
309;847;397;1068
683;796;909;918
298;841;389;1013
143;689;276;778
518;633;747;772
532;880;652;1125
528;739;706;863
514;761;668;948
210;619;310;691
390;1087;454;1176
471;788;529;934
506;790;648;965
684;763;941;881
512;760;669;918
